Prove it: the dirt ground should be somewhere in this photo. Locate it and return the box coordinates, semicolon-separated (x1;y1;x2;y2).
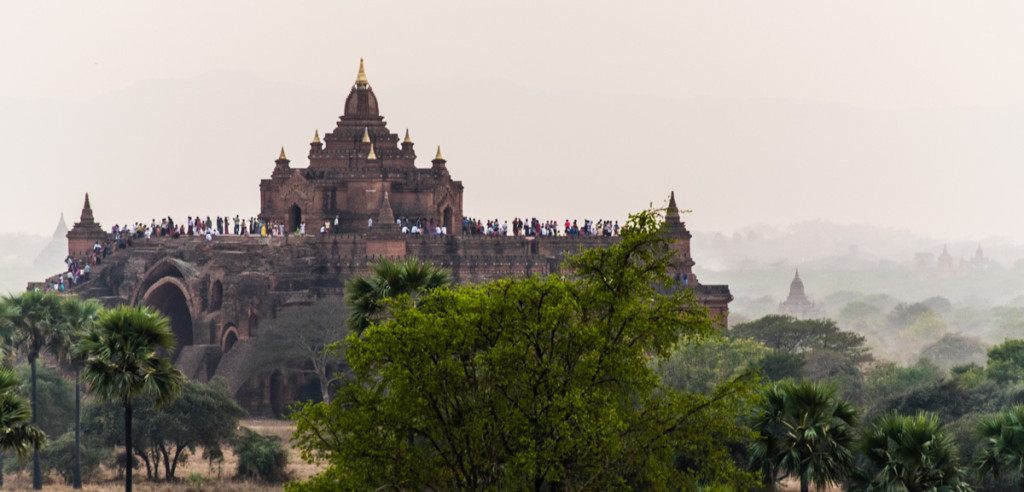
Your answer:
1;419;322;491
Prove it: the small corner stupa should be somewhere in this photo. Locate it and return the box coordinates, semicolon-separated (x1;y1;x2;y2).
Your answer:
66;194;108;260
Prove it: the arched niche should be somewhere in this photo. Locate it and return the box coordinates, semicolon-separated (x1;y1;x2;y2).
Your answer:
141;278;195;359
210;280;223;311
221;325;239;353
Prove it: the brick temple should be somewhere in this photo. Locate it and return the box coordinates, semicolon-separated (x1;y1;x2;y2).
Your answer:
38;61;731;415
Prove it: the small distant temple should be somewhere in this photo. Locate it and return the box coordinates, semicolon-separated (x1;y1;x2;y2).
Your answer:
917;244;989;278
41;60;731;416
778;270;825;319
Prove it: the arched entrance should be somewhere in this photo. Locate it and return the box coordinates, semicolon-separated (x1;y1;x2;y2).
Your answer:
269;371;285;417
222;326;239;353
443;206;453;233
287;204;302;235
142;280;195;360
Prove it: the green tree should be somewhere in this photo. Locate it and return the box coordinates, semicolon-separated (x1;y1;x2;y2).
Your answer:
248;297;349;403
345;256;452;332
290;210;756;491
86;378;245;480
852;412;970;492
0;365;45;456
987;339;1024;385
749;380;858;492
658;336;769;394
0;289;67;490
975;404;1024;491
74;305;185;492
730;315;872;392
234;428;288;482
920;333;987;371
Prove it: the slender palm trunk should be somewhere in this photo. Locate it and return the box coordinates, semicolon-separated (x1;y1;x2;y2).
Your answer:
800;477;809;492
74;370;82;489
125;401;133;492
31;356;41;490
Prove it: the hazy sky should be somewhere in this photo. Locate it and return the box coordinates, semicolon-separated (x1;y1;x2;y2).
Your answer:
4;1;1024;242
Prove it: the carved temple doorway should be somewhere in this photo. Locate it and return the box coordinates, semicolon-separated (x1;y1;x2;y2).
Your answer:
287;204;302;235
443;206;453;233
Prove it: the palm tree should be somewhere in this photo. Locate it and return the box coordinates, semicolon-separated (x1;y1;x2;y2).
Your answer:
749;380;858;492
975;404;1024;491
853;412;970;492
74;305;184;492
0;365;45;456
346;257;452;332
0;290;67;490
58;296;101;489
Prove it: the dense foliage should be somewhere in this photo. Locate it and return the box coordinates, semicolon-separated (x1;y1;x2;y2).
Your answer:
234;428;289;482
86;378;245;480
290;210;757;491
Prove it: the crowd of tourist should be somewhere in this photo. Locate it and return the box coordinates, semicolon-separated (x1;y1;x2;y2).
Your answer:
461;217;620;237
41;211;621;292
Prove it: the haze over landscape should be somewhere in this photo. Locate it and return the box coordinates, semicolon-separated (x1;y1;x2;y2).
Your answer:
5;1;1024;304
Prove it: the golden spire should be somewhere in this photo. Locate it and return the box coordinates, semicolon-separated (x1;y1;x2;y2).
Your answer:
355;58;369;85
403;129;411;143
279;146;287;160
367;143;377;160
435;145;444;160
362;127;370;143
313;130;320;143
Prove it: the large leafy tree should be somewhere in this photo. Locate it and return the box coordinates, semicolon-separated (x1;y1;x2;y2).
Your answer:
0;289;67;490
749;380;858;492
975;404;1024;491
986;339;1024;386
730;315;872;385
248;297;349;403
345;256;453;332
86;378;246;480
852;412;970;492
290;210;756;491
74;305;185;492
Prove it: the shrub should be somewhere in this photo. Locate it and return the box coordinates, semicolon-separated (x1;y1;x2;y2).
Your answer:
234;428;288;482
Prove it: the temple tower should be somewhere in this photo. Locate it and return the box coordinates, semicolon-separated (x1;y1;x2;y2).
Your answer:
66;194;108;260
260;59;463;233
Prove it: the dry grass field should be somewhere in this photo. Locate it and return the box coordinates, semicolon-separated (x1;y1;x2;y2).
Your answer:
1;419;322;491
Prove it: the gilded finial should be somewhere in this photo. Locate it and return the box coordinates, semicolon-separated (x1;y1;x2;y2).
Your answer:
435;145;443;160
313;130;320;143
367;143;377;160
404;129;411;143
355;58;369;86
362;127;370;143
279;146;287;160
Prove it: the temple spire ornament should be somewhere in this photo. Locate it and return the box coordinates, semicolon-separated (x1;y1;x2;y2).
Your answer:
367;143;377;160
435;146;443;160
279;147;287;160
355;58;369;86
404;129;411;143
312;130;320;143
362;127;370;143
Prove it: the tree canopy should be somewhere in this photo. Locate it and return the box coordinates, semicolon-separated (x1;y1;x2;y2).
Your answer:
289;209;756;491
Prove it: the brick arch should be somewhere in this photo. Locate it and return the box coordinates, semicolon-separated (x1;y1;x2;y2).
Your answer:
139;277;197;357
131;257;197;306
221;325;240;353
